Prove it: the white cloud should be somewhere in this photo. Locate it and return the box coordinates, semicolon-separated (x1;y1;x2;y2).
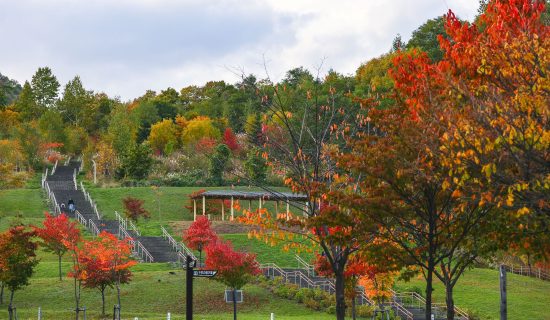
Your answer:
0;0;479;100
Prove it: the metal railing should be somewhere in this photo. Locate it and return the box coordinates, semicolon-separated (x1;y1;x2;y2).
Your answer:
117;221;154;263
73;169;77;190
74;210;87;228
392;290;469;320
51;160;58;175
41;168;49;188
161;226;197;261
88;219;100;237
503;264;550;281
295;255;315;277
115;211;141;236
44;182;61;215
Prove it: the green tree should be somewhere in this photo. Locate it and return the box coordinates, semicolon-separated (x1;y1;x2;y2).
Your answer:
31;67;60;109
107;104;138;157
117;143;153;181
38;109;66;144
57;76;93;126
244;148;267;184
245;113;262;146
209;144;230;185
13;82;40;121
406;16;447;62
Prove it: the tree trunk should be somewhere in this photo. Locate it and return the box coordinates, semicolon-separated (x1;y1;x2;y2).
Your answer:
352;295;356;320
233;288;237;320
0;282;4;304
58;254;63;281
74;277;80;320
101;286;105;316
335;270;346;320
446;282;455;320
116;278;121;320
425;267;434;320
8;290;14;320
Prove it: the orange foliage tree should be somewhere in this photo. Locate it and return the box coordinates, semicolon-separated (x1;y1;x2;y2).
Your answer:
76;231;136;316
0;226;38;318
34;213;81;281
183;216;219;266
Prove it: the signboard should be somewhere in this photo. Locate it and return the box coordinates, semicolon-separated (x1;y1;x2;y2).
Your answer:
224;290;243;303
193;270;217;277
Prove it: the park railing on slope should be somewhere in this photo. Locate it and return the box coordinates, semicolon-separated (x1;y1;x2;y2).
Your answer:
41;168;49;188
392;290;469;320
73;169;77;190
117;221;154;263
295;255;315;277
502;264;550;281
43;182;61;215
115;211;141;236
51;160;58;175
161;226;197;262
88;219;100;237
74;210;88;227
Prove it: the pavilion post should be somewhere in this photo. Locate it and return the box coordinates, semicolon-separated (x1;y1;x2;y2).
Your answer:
193;199;197;221
259;197;262;209
230;197;234;221
202;196;206;215
221;200;225;221
286;201;290;220
249;200;252;211
275;201;279;214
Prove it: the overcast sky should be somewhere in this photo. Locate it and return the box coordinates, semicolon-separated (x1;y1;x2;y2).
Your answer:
0;0;479;100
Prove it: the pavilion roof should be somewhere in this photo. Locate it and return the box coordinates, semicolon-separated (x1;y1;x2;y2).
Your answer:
189;190;308;202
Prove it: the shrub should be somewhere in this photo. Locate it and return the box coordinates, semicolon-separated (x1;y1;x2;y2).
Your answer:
295;288;314;303
303;298;321;311
325;305;336;314
286;284;299;300
274;285;289;298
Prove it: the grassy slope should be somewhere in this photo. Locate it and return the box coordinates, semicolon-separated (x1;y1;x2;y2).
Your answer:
395;268;550;320
0;252;335;320
0;189;49;230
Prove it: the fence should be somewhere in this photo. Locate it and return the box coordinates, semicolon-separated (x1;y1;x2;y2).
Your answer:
503;264;550;281
392;290;469;320
161;226;197;262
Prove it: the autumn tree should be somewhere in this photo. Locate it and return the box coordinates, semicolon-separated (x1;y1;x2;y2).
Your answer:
209;144;231;185
435;0;550;263
222;127;240;152
122;197;151;222
205;240;260;320
77;231;136;316
148;118;179;155
34;213;81;281
238;68;368;320
0;226;38;319
183;216;219;265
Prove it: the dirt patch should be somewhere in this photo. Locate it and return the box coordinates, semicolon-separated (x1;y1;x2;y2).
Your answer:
170;220;258;234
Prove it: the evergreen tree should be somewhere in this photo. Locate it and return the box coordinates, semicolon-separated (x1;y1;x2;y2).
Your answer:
117;143;153;181
244;148;267;184
245;113;263;146
209;144;230;185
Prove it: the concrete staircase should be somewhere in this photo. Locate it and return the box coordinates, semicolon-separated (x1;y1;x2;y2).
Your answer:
43;161;179;263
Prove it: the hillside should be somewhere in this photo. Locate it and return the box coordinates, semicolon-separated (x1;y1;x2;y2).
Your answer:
0;72;22;106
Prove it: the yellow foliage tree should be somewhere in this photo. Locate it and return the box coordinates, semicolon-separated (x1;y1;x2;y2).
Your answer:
148;119;178;155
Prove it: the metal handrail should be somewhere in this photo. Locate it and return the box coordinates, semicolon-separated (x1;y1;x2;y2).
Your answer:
73;169;77;190
74;210;87;227
88;219;100;237
295;254;315;277
136;241;154;263
51;160;58;175
65;156;71;166
161;226;197;261
128;219;141;236
114;211;127;230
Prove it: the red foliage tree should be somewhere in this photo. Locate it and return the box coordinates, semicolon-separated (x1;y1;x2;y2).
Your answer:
122;197;151;222
223;128;240;152
76;231;137;316
34;212;81;281
205;239;260;319
0;226;38;318
183;216;219;265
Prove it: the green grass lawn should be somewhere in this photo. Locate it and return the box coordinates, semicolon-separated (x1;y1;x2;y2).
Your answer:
395;268;550;320
0;251;336;320
0;188;49;230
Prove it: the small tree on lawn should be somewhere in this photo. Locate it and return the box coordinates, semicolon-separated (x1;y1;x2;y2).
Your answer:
122;197;151;222
0;226;39;320
34;212;81;281
183;216;218;266
205;240;260;320
78;231;136;316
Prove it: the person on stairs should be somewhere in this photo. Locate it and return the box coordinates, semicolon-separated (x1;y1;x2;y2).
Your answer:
68;198;76;214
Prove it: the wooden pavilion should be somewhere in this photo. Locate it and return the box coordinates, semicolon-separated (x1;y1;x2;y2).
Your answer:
189;190;308;221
